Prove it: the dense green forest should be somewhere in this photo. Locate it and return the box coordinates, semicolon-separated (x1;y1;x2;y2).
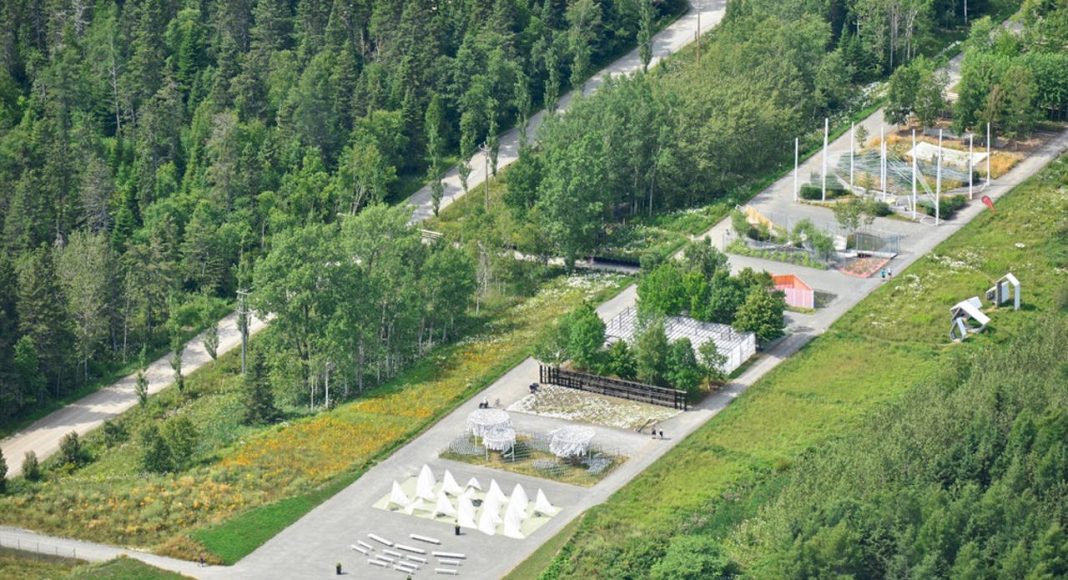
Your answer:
0;0;684;421
495;0;1013;264
726;320;1068;578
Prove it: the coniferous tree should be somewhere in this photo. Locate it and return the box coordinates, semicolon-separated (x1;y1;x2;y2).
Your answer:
243;349;278;425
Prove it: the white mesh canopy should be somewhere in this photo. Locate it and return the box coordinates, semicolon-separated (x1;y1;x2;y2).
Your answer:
467;408;512;437
550;426;596;458
482;426;517;451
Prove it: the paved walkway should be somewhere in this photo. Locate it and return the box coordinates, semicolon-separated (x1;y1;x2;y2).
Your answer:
0;312;268;478
407;1;729;223
0;0;726;481
5;5;1068;579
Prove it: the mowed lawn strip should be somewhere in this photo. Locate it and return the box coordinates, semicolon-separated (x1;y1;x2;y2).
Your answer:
524;153;1068;578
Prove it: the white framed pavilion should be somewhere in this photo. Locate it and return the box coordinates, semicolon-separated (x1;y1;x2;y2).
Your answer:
604;307;756;375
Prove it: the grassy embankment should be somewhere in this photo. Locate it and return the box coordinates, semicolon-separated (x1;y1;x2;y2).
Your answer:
0;551;185;580
509;150;1068;578
0;269;632;565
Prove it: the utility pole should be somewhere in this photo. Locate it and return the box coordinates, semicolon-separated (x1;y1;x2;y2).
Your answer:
986;122;992;187
849;122;855;191
936;129;943;226
968;134;974;199
237;289;250;374
821;117;828;202
880;126;887;199
911;129;917;220
794;137;799;202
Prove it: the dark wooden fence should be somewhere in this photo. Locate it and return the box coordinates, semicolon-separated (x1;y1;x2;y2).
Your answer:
538;366;688;411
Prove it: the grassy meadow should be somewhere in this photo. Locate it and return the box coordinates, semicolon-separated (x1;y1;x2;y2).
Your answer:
0;271;631;565
512;151;1068;578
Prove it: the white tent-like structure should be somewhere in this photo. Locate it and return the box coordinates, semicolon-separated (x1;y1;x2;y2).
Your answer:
457;495;477;528
441;469;464;496
388;481;411;510
464;477;482;492
477;502;498;536
486;479;508;506
507;484;529;519
503;503;525;539
434;492;457;518
416;464;437;501
483;492;504;524
405;497;426;516
534;489;557;516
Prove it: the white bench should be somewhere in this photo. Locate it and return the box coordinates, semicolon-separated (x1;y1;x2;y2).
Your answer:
396;543;426;554
438;558;462;567
368;533;393;546
432;551;466;559
435;569;459;576
410;533;442;545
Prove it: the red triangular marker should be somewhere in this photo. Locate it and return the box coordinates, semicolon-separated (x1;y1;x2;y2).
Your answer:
981;195;995;213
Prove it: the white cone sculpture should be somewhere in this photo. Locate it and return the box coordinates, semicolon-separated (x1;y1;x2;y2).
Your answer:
416;464;437;501
388;481;411;510
434;492;457;518
503;502;525;539
486;479;507;506
508;483;529;518
477;501;498;535
457;495;478;528
464;477;482;491
405;497;426;515
534;489;557;516
483;492;504;524
442;469;464;496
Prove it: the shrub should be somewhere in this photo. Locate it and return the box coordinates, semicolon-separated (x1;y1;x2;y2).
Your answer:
800;184;848;200
103;420;128;448
140;425;173;474
22;451;40;481
59;432;87;467
0;448;6;492
920;195;968;218
868;200;893;217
